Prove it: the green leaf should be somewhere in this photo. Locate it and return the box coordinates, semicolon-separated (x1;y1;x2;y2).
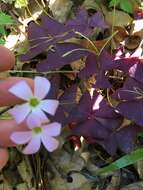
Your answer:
109;0;120;7
0;12;14;25
97;148;143;174
120;0;133;13
0;39;5;45
0;26;6;35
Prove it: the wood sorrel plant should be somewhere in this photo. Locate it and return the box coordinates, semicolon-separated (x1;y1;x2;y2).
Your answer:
9;9;143;156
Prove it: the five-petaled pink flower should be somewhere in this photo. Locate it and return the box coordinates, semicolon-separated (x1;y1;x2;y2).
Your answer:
8;77;59;127
10;122;61;154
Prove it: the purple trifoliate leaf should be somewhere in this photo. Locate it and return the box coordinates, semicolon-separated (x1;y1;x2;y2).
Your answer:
60;84;77;112
78;54;98;78
112;77;143;126
41;15;70;35
72;119;110;140
66;9;90;35
116;101;143;126
96;124;142;155
93;71;112;88
89;12;108;29
99;50;116;71
66;9;108;35
113;77;143;101
68;92;92;123
37;43;89;71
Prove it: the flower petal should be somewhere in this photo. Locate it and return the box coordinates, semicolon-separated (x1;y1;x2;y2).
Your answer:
9;81;33;100
23;135;41;154
34;77;51;99
10;131;32;144
8;103;30;124
44;122;61;136
27;108;49;128
41;135;59;152
40;99;59;115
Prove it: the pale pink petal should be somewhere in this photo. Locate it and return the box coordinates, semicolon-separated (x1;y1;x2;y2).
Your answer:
8;103;30;124
9;81;33;100
23;135;41;154
27;108;49;128
44;122;61;136
40;100;59;115
10;131;32;144
34;77;51;99
41;135;59;152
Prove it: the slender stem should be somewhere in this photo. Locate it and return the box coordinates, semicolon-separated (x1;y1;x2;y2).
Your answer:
106;88;114;108
111;0;116;54
34;0;52;18
75;31;99;55
62;48;94;57
26;6;39;25
99;30;118;55
8;70;79;74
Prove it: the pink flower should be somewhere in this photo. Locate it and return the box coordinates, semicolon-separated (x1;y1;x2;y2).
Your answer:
8;77;59;127
10;122;61;154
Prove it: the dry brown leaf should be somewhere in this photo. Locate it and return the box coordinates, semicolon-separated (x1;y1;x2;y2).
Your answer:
113;26;128;43
124;35;141;50
66;173;92;190
48;0;73;23
105;10;133;27
136;160;143;180
120;182;143;190
50;172;92;190
106;172;120;190
52;151;85;173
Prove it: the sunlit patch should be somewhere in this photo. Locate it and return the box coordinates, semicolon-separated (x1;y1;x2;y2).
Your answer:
92;94;103;111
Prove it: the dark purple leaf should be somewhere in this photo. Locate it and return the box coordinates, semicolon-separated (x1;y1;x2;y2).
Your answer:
66;9;108;35
78;54;98;78
41;15;69;35
79;51;115;88
45;74;60;99
116;125;142;153
28;22;47;45
112;77;143;126
49;106;67;125
113;77;143;101
89;12;108;29
96;134;118;155
94;96;121;119
100;50;116;70
68;91;122;142
96;117;123;131
93;72;112;88
72;119;110;140
37;43;89;71
60;84;77;112
115;57;143;82
66;9;90;34
68;92;92;123
128;61;143;84
116;101;143;126
97;124;142;155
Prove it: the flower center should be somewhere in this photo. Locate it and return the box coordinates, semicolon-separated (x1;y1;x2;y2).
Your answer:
29;97;40;107
32;127;43;134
